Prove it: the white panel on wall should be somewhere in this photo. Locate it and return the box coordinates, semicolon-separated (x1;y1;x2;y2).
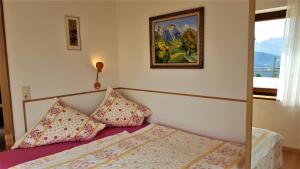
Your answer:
121;90;246;142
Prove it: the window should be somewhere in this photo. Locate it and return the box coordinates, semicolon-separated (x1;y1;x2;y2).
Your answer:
254;10;286;96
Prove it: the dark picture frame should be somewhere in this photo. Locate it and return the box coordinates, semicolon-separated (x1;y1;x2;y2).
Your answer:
65;15;81;50
149;7;204;69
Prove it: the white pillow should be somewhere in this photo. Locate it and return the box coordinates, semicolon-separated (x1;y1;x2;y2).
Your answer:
91;87;152;127
13;99;105;149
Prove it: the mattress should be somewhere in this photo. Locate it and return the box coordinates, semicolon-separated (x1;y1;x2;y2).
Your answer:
0;124;148;169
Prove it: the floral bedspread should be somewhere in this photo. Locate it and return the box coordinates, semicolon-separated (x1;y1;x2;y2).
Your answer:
11;124;248;169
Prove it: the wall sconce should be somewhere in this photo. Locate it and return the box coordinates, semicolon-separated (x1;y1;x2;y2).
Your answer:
94;62;104;89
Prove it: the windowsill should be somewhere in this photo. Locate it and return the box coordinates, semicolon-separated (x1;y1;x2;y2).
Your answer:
253;77;279;89
253;94;276;101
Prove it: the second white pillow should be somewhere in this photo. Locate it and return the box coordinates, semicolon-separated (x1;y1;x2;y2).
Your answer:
91;87;152;127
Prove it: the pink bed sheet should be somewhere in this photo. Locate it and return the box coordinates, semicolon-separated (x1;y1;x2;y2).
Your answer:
0;124;148;169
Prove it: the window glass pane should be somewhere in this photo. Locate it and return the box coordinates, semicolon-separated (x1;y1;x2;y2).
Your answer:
254;18;285;88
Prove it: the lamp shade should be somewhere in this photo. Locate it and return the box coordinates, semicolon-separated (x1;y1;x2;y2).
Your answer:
96;62;104;72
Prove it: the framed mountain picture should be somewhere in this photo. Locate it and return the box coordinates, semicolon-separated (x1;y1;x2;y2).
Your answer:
149;7;204;69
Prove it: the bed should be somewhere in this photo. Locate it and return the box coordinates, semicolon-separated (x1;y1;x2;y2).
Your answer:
0;124;147;169
251;127;283;169
0;123;283;169
2;123;245;169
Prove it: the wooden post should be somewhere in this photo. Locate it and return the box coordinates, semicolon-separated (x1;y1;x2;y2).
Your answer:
246;0;255;168
0;0;15;149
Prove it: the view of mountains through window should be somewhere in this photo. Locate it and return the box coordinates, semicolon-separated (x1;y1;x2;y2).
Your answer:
254;18;285;78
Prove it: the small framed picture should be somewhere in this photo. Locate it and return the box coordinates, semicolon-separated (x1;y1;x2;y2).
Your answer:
65;16;81;50
149;7;204;69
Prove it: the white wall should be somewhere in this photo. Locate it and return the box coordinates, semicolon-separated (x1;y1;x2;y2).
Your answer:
253;99;300;149
116;1;249;142
4;0;250;143
253;0;300;149
3;1;119;139
120;90;246;142
256;0;287;11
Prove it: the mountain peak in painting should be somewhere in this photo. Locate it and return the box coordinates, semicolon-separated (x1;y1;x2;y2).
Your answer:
157;24;181;42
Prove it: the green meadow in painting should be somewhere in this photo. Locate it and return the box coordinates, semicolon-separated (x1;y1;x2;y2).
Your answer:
154;15;198;64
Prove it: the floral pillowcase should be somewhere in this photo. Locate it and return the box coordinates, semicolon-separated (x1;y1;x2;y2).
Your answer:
12;99;105;149
91;87;152;127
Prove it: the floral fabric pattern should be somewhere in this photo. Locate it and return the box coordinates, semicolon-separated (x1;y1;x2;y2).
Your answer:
91;87;152;127
12;100;106;149
12;124;246;169
11;132;129;169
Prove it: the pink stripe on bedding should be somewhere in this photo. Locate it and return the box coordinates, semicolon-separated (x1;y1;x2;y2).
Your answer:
0;124;148;169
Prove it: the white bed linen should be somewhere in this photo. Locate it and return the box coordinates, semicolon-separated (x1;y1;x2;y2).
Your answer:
251;127;284;169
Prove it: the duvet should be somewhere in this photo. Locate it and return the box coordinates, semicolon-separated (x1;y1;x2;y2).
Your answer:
11;124;248;169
